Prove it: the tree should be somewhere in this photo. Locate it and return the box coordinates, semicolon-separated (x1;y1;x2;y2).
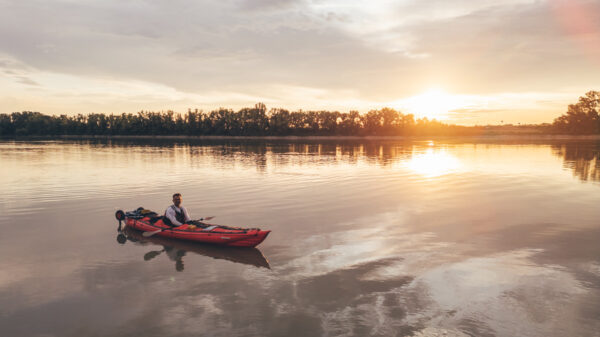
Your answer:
318;111;339;134
339;111;361;135
553;91;600;134
268;108;291;135
363;110;383;134
0;114;14;136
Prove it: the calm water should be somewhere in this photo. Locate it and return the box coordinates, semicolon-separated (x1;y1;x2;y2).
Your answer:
1;139;599;337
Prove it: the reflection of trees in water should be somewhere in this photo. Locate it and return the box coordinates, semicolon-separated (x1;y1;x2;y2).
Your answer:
134;140;417;170
552;142;600;182
54;138;499;175
53;138;458;171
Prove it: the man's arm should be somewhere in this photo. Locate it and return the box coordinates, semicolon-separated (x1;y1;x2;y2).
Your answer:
165;207;183;226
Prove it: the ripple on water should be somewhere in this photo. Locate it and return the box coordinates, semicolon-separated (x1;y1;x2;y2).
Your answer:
1;139;600;337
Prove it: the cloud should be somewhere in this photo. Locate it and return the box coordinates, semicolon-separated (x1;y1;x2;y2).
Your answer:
236;0;304;12
394;1;600;93
15;76;39;86
0;0;598;122
0;56;40;86
0;0;421;100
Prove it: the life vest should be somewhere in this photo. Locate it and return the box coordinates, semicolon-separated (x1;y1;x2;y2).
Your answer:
164;205;186;225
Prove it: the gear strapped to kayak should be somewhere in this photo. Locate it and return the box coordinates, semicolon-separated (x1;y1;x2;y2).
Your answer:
115;208;270;248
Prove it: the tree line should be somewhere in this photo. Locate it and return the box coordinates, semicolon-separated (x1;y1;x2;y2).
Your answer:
0;104;480;137
0;91;597;137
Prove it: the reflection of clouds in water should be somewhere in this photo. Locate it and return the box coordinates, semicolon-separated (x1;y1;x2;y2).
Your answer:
409;249;589;336
418;249;572;307
259;220;597;337
2;226;597;336
411;327;470;337
587;262;600;277
275;212;423;279
160;294;233;336
272;209;465;286
248;212;459;336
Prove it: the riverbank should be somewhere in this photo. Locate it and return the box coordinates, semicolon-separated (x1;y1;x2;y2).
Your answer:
4;134;600;142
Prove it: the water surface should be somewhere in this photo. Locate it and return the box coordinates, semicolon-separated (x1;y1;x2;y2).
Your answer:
1;139;599;337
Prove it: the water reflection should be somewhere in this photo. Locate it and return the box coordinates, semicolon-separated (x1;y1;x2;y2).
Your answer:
118;228;270;270
405;148;462;177
552;141;600;182
18;138;595;181
1;139;600;337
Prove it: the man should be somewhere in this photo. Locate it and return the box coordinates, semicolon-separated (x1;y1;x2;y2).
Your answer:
164;193;191;226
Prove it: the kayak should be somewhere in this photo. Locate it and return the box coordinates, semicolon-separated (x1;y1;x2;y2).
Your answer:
120;227;270;269
115;209;270;248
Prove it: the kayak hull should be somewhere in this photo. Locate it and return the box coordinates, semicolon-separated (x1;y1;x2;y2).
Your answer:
122;228;270;268
125;217;270;248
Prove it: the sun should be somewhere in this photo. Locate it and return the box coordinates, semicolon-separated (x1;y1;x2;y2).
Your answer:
402;88;464;120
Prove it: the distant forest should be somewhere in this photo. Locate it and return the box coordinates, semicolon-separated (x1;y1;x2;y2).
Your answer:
1;91;598;137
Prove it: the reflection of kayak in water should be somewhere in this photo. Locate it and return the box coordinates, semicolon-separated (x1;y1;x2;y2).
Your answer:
119;227;270;269
116;208;270;248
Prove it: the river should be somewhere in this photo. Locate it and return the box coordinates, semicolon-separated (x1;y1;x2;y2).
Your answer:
0;138;599;337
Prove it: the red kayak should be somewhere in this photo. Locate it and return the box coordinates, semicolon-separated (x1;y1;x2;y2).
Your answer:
115;209;270;248
120;228;270;269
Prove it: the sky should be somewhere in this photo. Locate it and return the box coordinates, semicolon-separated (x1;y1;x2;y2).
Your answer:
0;0;599;125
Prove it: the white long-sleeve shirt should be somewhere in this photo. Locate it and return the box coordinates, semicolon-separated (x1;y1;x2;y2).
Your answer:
165;205;191;226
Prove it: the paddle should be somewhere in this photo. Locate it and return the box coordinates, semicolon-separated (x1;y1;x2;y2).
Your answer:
143;249;164;261
142;216;215;237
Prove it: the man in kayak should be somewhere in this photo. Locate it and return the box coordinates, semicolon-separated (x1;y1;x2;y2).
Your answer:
164;193;191;226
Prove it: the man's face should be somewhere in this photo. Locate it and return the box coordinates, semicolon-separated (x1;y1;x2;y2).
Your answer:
173;195;182;206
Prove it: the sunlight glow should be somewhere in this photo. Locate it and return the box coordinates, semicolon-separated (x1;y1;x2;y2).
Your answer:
401;89;466;120
406;149;462;177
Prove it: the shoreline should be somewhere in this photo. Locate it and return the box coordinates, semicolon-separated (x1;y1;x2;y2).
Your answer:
2;134;600;142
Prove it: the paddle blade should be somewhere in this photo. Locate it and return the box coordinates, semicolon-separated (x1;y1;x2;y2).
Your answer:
143;250;163;261
204;216;215;221
142;229;162;237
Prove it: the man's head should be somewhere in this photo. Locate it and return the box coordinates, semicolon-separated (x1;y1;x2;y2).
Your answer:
172;193;182;207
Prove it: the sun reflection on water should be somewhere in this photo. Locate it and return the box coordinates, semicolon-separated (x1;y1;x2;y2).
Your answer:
405;148;462;177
